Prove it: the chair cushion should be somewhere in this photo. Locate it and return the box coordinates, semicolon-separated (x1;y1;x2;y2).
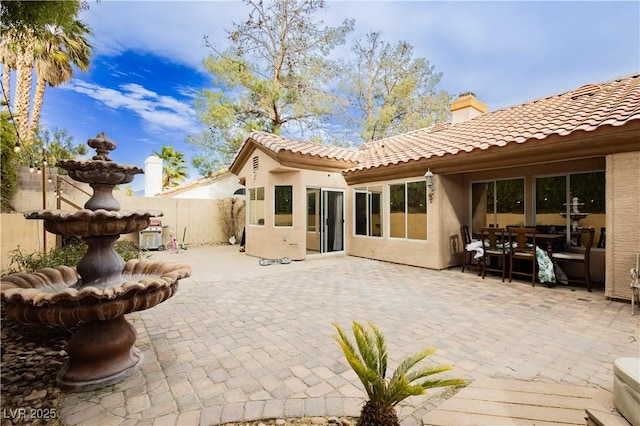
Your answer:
552;252;585;261
613;357;640;426
512;252;535;258
485;249;504;255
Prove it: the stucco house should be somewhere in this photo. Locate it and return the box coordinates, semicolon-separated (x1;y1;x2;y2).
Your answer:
229;73;640;301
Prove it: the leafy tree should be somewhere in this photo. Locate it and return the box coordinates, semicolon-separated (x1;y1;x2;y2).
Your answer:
339;32;451;142
1;109;18;211
189;0;354;175
152;145;189;188
17;126;87;175
0;1;91;145
334;321;465;426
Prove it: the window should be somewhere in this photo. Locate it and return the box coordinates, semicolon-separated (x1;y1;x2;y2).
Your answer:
389;181;427;240
248;187;265;225
354;186;383;237
535;171;605;243
471;178;524;234
274;186;293;227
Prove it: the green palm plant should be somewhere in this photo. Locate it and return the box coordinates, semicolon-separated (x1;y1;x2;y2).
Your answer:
333;321;465;426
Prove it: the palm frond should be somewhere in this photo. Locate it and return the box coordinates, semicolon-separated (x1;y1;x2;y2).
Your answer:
334;323;379;400
390;347;435;385
368;321;388;378
405;364;453;383
418;378;467;390
352;322;379;373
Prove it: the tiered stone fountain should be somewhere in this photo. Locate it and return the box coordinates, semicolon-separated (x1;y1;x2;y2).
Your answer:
0;133;191;391
560;196;589;231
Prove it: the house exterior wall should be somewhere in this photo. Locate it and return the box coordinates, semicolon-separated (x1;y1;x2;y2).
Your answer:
239;148;349;260
606;151;640;300
346;174;441;269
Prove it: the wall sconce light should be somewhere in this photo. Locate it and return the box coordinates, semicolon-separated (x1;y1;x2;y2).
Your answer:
425;168;435;203
250;170;256;180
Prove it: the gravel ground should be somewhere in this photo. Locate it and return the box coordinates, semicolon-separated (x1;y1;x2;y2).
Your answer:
0;316;72;426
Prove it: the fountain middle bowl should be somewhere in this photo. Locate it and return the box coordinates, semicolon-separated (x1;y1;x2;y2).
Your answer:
0;259;191;326
24;209;164;237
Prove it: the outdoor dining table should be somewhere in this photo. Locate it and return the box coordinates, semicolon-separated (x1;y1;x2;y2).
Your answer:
465;237;561;285
527;233;566;256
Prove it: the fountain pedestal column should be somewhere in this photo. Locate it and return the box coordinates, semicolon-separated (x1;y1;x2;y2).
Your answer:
58;316;142;391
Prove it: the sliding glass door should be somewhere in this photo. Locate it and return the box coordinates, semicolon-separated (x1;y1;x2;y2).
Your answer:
306;188;344;254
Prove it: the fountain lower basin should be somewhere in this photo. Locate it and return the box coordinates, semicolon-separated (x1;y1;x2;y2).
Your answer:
1;259;190;391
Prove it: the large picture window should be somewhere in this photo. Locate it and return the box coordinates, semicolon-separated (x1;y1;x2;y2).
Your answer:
354;186;382;237
535;171;605;244
274;186;293;227
389;181;427;240
248;187;265;225
471;178;525;234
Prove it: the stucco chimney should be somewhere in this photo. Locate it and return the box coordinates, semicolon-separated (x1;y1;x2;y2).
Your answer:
450;92;488;124
144;155;163;197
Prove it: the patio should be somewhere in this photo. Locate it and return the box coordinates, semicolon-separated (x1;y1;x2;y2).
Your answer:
58;245;639;425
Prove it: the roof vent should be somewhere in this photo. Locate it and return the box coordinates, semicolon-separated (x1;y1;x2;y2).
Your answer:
570;84;602;100
252;156;259;170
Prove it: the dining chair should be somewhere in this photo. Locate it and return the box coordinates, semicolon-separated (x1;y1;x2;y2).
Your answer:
551;227;596;292
460;225;479;273
509;227;537;286
480;227;507;281
597;227;606;248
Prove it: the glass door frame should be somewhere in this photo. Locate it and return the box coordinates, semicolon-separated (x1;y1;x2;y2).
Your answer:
306;187;345;255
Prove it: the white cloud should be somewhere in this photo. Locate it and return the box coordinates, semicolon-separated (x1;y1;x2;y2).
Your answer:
61;80;203;136
79;1;639;111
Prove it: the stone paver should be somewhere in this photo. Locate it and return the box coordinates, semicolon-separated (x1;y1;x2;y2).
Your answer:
59;245;640;425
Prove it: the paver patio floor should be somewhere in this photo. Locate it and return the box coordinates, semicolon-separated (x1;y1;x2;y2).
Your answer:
60;245;640;425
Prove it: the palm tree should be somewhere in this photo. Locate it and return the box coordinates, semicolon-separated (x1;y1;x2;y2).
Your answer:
0;1;87;145
0;37;17;107
152;145;189;188
334;321;465;426
11;28;34;144
30;20;91;137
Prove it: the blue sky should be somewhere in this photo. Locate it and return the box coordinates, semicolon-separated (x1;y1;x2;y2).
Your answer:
31;1;640;191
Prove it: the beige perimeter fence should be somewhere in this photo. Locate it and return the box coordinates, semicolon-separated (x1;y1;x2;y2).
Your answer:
1;171;245;272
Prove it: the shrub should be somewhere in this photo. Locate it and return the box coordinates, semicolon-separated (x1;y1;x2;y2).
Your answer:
2;240;146;275
333;321;466;426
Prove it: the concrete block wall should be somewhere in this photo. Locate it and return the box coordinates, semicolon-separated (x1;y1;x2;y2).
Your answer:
1;173;245;271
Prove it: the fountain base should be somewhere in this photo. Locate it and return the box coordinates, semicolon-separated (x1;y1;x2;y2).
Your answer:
57;315;143;392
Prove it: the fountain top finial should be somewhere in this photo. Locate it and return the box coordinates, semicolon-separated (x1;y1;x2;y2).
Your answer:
88;132;116;161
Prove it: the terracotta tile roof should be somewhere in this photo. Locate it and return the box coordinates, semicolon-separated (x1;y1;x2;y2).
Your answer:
245;131;362;163
232;73;639;175
351;73;640;172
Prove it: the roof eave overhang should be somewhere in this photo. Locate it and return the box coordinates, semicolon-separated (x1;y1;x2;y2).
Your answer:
230;138;358;178
343;121;640;185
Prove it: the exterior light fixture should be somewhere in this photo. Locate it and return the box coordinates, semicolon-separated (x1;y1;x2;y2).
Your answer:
29;163;35;173
425;168;435;203
14;142;21;153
